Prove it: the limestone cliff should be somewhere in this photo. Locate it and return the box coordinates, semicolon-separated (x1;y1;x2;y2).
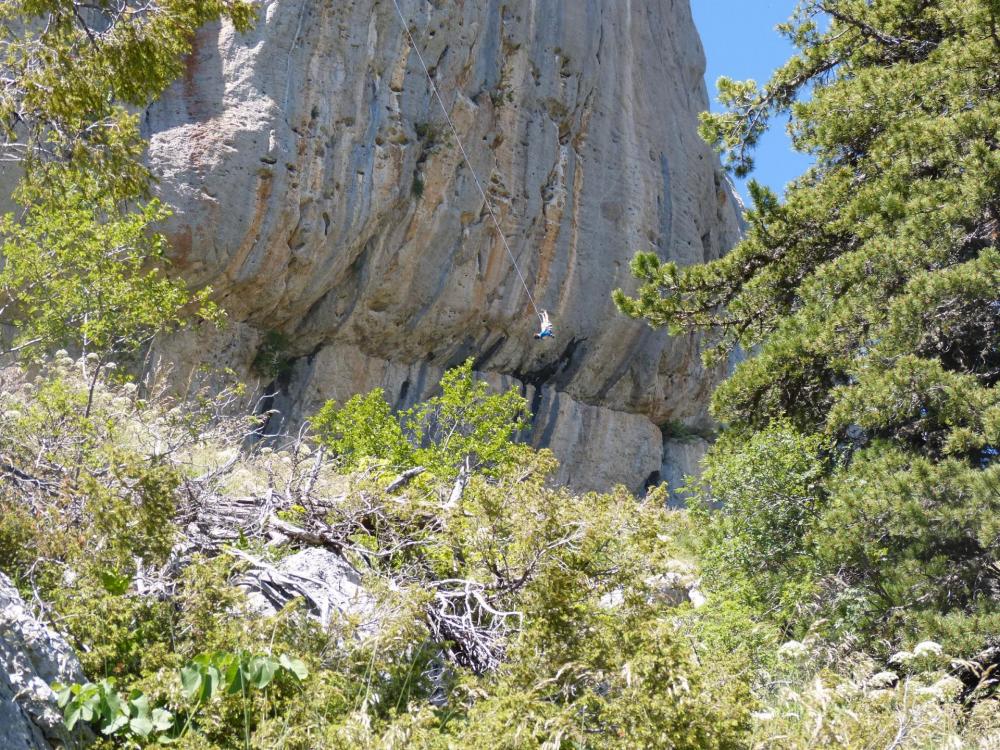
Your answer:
145;0;742;492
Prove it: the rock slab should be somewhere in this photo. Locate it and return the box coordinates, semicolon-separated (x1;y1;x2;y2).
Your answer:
240;547;380;636
0;572;86;750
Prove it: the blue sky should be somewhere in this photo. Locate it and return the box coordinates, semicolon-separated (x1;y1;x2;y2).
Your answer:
690;1;814;204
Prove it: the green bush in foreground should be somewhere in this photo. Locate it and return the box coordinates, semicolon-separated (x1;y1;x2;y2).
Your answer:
1;0;254;365
0;360;747;748
617;0;1000;656
55;652;307;744
3;358;998;749
312;358;529;482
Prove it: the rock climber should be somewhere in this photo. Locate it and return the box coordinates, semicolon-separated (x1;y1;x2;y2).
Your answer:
534;310;554;340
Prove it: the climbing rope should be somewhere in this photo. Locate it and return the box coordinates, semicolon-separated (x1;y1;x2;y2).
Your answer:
389;0;542;319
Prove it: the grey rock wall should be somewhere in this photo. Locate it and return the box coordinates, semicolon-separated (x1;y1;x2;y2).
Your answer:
0;573;87;750
149;0;743;491
661;436;711;507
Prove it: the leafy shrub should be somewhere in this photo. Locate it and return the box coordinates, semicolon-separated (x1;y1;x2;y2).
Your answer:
312;358;529;481
616;0;1000;659
688;423;828;622
0;357;748;748
55;652;307;744
251;330;294;380
4;356;998;749
747;634;1000;749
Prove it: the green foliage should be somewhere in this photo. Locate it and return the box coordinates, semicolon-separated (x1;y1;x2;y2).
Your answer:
451;612;747;750
819;450;1000;643
0;356;747;748
4;358;998;748
55;652;307;744
306;368;748;746
313;358;530;481
251;330;294;380
616;0;1000;654
0;1;252;362
313;386;412;470
689;424;828;620
0;175;193;356
0;356;251;680
747;634;1000;749
1;0;255;199
56;680;174;738
661;418;716;442
258;478;747;748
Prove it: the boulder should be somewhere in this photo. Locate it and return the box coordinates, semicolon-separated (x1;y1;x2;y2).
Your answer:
239;547;378;635
0;572;87;750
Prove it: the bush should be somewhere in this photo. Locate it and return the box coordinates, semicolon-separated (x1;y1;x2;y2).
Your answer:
688;423;827;623
0;358;750;748
312;358;529;482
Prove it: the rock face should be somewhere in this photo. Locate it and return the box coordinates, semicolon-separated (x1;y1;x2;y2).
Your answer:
143;0;742;492
240;547;378;634
0;573;87;750
661;435;711;507
600;560;706;611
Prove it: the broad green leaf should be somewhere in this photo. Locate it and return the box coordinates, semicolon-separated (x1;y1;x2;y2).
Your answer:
103;712;130;735
279;654;309;680
225;661;247;695
151;707;174;732
129;692;151;721
249;656;278;689
203;665;222;701
129;714;154;738
64;704;82;731
179;666;202;700
54;684;72;709
102;688;126;718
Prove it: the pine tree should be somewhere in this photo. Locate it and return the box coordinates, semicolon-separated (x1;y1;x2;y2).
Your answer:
615;0;1000;652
